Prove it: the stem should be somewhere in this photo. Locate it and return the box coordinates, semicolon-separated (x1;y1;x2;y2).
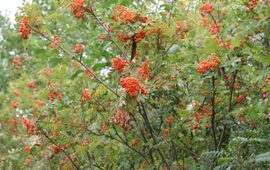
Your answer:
88;10;128;60
85;151;104;170
32;28;119;97
138;102;170;169
217;70;238;151
217;125;226;151
131;113;156;166
73;57;120;97
228;70;238;112
241;0;260;17
42;131;80;170
131;35;137;62
86;127;151;165
209;13;226;48
210;76;218;150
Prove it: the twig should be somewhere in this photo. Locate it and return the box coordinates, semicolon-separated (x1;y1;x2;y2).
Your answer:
217;125;226;151
32;28;120;97
88;10;128;60
241;0;260;17
210;76;218;150
138;102;170;169
131;35;137;62
228;70;238;112
42;131;80;170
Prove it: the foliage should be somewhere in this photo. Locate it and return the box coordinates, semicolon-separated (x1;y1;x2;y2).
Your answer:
0;0;270;169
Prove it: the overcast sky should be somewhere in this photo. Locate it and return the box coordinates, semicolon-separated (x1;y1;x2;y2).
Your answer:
0;0;32;22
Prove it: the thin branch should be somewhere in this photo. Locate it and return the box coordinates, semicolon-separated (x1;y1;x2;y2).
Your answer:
138;102;170;169
228;70;238;112
42;131;80;170
32;28;120;97
208;13;226;48
88;10;128;60
130;35;137;62
217;125;226;151
86;127;151;165
241;0;260;17
85;151;104;170
210;76;218;150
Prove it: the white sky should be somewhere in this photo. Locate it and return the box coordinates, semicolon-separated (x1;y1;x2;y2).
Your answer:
0;0;32;22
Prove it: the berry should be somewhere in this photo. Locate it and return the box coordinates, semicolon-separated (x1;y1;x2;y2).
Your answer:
120;77;148;96
19;17;31;39
112;57;130;73
137;60;150;80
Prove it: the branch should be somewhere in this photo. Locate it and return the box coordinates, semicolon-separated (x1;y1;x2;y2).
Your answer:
208;13;226;48
32;27;120;97
217;125;226;151
138;102;170;169
210;76;218;150
130;35;137;62
228;70;238;112
42;131;80;170
241;0;260;17
88;10;128;60
130;113;157;166
85;151;104;170
85;127;151;165
216;70;238;152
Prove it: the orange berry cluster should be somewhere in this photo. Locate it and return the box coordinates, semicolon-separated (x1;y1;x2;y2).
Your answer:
49;91;62;101
199;3;222;36
134;30;146;43
120;77;148;97
12;56;23;69
48;80;62;101
175;21;192;39
118;30;147;43
112;5;147;23
247;0;258;11
137;60;150;80
216;37;232;49
114;5;136;23
236;94;246;103
196;54;221;74
202;18;207;27
43;68;52;77
35;100;45;106
10;101;18;109
117;33;131;43
52;144;69;154
266;75;270;83
19;16;31;39
22;117;36;134
50;35;61;48
165;115;175;125
162;128;170;136
112;57;130;73
112;58;150;97
74;43;84;53
70;0;85;19
111;108;132;131
200;2;213;17
81;89;91;103
195;112;204;122
100;121;107;134
28;81;36;89
208;20;220;35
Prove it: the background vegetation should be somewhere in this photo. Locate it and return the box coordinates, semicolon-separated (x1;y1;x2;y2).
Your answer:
0;0;270;169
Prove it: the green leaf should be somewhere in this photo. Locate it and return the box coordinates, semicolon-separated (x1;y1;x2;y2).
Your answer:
48;57;63;67
71;69;84;80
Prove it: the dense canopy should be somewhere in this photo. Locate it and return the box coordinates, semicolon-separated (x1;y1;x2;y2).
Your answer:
0;0;270;169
